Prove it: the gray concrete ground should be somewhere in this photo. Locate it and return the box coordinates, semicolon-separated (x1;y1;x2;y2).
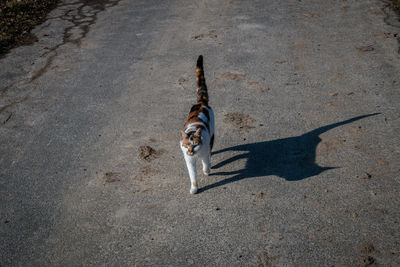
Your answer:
1;0;400;265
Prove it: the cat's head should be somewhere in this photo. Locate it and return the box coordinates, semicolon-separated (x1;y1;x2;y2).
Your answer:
180;128;203;156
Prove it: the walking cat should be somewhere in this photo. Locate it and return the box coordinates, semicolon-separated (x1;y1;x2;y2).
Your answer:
180;55;215;194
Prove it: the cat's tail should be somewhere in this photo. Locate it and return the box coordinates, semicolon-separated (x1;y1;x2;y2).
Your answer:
196;55;209;105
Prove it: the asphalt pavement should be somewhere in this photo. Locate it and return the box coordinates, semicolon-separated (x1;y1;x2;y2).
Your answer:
1;0;400;265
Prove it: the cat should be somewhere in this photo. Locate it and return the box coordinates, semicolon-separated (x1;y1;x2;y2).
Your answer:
180;55;215;194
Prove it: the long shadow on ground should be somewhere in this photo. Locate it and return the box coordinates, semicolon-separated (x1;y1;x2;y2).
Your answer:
201;113;379;192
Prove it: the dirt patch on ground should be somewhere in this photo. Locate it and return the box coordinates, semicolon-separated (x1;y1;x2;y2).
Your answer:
260;87;272;93
87;171;122;187
302;12;322;19
374;32;398;39
359;243;376;254
358;255;376;266
358;172;372;179
258;250;279;267
256;192;266;199
191;30;217;40
355;45;374;52
138;145;164;162
258;251;271;266
357;242;377;266
103;172;121;184
224;112;256;131
133;166;159;181
390;0;400;17
178;77;186;85
218;71;245;81
148;137;158;143
246;81;273;93
247;81;260;87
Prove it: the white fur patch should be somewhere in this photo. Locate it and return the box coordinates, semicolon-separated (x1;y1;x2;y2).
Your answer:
193;145;201;152
185;122;208;133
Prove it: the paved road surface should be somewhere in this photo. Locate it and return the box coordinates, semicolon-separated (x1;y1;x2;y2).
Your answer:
1;0;400;265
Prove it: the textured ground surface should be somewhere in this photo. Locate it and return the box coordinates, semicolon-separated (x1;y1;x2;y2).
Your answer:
1;0;400;265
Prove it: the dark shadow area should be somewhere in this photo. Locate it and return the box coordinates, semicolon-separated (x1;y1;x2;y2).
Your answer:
200;113;379;192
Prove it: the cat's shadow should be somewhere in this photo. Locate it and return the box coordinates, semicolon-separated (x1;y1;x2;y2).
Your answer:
200;113;379;192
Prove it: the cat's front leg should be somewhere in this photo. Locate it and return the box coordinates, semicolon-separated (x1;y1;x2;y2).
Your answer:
201;151;211;176
184;155;198;194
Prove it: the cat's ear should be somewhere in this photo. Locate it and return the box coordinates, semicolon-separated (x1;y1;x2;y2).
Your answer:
194;128;202;137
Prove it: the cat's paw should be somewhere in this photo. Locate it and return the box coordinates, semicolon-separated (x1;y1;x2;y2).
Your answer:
203;168;210;176
190;187;198;194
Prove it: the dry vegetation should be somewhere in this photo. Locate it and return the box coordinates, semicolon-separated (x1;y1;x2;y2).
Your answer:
0;0;59;56
392;0;400;15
